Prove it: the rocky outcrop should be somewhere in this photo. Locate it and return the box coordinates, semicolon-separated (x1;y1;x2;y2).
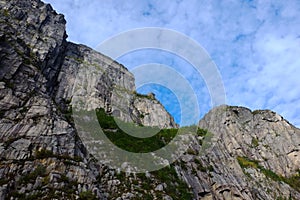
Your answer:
0;0;177;198
175;105;300;200
131;94;178;128
0;0;105;198
55;42;177;128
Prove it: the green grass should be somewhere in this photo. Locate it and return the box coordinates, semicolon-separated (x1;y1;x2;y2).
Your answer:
94;108;195;199
237;156;281;181
95;107;213;153
282;173;300;192
197;128;208;137
152;165;192;199
96;108;178;153
237;156;300;192
237;156;259;169
251;137;259;147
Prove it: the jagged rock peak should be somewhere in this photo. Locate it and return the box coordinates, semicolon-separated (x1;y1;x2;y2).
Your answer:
0;0;177;129
186;104;300;199
1;0;300;199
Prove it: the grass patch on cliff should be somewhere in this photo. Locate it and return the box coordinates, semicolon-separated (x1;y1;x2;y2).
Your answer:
95;108;178;153
35;148;83;163
237;156;300;192
114;164;192;200
282;172;300;192
251;137;259;148
19;165;46;185
152;165;192;199
133;91;155;100
237;156;281;181
94;108;211;153
237;156;259;169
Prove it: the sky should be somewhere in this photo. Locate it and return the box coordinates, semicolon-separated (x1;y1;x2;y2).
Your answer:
44;0;300;127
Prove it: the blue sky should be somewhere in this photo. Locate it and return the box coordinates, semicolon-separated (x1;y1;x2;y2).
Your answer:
44;0;300;127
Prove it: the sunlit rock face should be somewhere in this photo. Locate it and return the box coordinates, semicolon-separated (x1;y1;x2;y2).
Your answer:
174;105;300;199
0;0;300;199
55;42;177;128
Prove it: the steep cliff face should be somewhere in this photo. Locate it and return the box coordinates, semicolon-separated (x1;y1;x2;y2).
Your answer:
1;0;300;200
54;42;177;128
175;105;300;199
0;0;104;199
0;0;176;199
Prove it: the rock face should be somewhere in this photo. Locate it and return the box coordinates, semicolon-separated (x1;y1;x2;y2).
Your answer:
0;0;176;199
0;0;300;200
55;42;177;128
175;105;300;200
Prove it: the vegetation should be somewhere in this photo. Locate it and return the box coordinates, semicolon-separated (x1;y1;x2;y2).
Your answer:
64;105;74;123
79;191;98;200
283;172;300;192
10;173;89;200
237;156;259;169
94;107;213;154
96;108;178;153
152;165;192;199
237;156;281;180
133;91;155;100
35;148;83;162
3;9;9;17
251;137;259;147
197;128;208;137
19;165;46;184
0;178;9;186
118;164;192;199
194;158;214;172
237;156;300;192
252;110;264;115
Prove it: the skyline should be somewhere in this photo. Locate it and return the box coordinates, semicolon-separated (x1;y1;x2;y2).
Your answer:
44;0;300;127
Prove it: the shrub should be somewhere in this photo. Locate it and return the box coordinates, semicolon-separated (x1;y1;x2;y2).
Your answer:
36;149;55;159
152;165;192;199
237;156;259;169
282;173;300;192
237;156;300;192
19;165;46;184
251;137;259;148
79;191;98;200
197;128;208;137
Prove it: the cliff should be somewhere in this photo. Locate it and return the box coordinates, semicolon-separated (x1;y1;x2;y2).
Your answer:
178;105;300;199
0;0;299;200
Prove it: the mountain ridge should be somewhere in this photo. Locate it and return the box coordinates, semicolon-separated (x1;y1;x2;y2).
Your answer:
0;0;299;199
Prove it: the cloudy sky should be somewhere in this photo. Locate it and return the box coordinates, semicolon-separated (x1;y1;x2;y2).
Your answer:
44;0;300;127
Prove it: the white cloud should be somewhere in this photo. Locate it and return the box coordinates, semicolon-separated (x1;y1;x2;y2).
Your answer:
44;0;300;127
